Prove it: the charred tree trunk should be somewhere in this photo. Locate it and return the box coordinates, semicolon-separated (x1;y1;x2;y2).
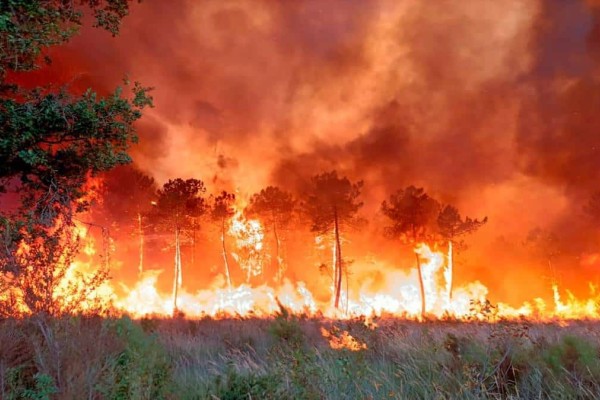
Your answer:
345;254;349;314
447;240;453;301
173;226;182;314
191;220;196;269
221;217;232;291
333;211;343;309
273;219;282;282
411;226;426;318
415;251;426;318
137;211;144;276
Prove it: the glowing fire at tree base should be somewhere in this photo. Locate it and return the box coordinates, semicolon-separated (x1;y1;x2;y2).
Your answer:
4;231;600;322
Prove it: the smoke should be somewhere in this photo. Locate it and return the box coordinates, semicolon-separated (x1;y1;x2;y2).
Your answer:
24;0;600;302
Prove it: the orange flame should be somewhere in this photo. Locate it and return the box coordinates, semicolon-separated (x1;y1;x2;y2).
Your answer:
321;327;367;351
5;214;600;323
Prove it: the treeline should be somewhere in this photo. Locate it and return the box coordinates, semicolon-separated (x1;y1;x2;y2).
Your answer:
98;166;487;316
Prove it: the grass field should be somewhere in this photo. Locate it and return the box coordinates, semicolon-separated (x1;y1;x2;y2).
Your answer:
2;312;600;399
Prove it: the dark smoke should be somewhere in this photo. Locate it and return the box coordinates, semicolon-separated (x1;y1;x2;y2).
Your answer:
18;0;600;303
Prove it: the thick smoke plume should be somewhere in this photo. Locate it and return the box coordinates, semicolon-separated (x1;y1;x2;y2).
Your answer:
22;0;600;304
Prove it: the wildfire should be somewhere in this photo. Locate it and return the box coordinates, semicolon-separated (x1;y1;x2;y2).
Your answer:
4;212;600;323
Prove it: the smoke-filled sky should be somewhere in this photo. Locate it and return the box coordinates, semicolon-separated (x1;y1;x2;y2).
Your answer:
23;0;600;300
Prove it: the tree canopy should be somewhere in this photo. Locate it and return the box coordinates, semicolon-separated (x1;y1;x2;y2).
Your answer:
0;0;136;81
437;205;487;244
303;171;363;234
381;185;440;243
153;178;207;229
247;186;295;229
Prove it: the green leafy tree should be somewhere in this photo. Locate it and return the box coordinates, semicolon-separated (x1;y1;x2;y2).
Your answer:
303;171;363;310
0;0;136;81
436;205;486;300
0;0;151;276
246;186;295;282
210;191;236;291
381;186;440;318
151;178;207;314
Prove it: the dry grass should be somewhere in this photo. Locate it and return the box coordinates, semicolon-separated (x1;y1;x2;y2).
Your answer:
2;315;600;399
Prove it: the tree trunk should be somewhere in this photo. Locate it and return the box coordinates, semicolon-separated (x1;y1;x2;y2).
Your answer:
137;212;143;276
447;240;453;301
191;221;196;269
173;227;182;315
221;218;232;291
333;211;343;309
415;251;426;318
273;220;282;282
548;259;556;285
332;226;337;292
345;255;349;314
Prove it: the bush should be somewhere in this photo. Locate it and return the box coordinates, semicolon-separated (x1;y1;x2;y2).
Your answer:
99;317;171;399
212;369;280;400
544;335;598;373
4;369;57;400
268;304;304;348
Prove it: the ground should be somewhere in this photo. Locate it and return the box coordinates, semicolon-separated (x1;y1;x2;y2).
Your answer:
1;314;599;399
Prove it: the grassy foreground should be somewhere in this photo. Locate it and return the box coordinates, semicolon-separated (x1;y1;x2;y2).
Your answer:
1;312;600;399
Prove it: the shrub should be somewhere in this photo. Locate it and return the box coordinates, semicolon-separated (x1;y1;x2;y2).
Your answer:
268;304;303;348
212;369;280;400
544;335;598;373
4;369;57;400
99;317;171;399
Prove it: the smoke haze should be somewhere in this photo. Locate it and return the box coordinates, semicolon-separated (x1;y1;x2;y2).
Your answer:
20;0;600;305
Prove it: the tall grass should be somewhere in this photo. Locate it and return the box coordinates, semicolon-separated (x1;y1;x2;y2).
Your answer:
2;315;600;399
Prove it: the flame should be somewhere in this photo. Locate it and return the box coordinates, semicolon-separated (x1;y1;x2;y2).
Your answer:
229;205;265;282
104;239;600;321
5;214;600;323
321;327;367;351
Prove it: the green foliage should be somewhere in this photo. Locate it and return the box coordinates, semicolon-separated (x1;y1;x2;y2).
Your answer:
0;0;136;79
544;335;598;373
0;0;150;278
3;317;600;399
0;83;153;272
100;317;172;399
0;85;152;192
268;304;304;348
212;369;280;400
4;369;58;400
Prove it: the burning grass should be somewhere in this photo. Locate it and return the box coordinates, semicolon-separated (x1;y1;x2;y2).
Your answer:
3;314;600;399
